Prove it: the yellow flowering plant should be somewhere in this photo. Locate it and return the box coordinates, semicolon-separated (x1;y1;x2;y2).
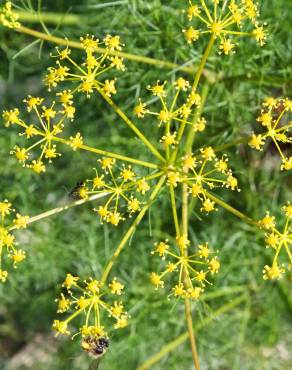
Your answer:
0;1;291;369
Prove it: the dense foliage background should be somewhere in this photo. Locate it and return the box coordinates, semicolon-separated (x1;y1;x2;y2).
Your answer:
0;0;291;369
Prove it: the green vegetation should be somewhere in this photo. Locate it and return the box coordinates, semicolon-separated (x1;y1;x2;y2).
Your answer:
0;0;291;369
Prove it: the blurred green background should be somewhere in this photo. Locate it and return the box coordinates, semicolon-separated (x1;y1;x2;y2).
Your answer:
0;0;291;369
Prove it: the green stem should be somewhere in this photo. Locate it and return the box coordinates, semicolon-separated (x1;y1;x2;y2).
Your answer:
185;83;210;154
169;185;180;236
52;136;160;169
170;35;215;164
16;10;82;25
8;193;109;232
95;86;165;163
100;176;166;284
205;191;258;227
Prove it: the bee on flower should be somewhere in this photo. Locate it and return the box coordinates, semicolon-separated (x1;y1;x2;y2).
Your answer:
0;200;29;282
53;274;129;353
259;203;292;281
248;97;292;171
183;0;267;54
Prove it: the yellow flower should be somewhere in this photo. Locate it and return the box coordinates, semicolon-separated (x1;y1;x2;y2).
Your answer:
153;240;169;258
219;39;235;55
263;264;285;280
0;200;12;217
10;249;26;267
134;100;148;118
182;154;197;171
248;134;265;150
68;133;83;150
147;81;166;97
0;2;21;29
208;257;220;274
259;212;275;230
187;287;202;300
57;293;71;313
173;283;186;297
282;202;292;219
13;214;29;229
281;157;292;171
200;146;215;160
80;34;99;53
198;243;210;259
110;56;125;71
252;24;267;46
2;108;20;127
24;96;44;111
100;157;116;170
226;174;239;191
160;132;177;147
108;211;123;226
183;26;200;43
104;35;123;51
150;272;164;289
114;314;129;329
167;171;181;187
103;79;117;97
201;198;216;213
63;273;79;290
86;279;101;294
120;166;135;181
109;278;124;295
176;234;190;250
265;233;279;248
0;269;8;283
137;179;150;194
127;198;140;214
110;301;124;317
175;77;190;91
53;320;70;336
194;117;206;132
29;160;46;174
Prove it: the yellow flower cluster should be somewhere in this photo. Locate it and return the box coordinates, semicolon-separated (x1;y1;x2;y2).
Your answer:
248;97;292;171
183;0;267;54
0;200;29;282
72;159;153;226
53;274;129;339
259;203;292;281
2;94;75;173
0;2;21;29
45;34;124;97
176;151;239;213
150;238;220;299
134;77;201;134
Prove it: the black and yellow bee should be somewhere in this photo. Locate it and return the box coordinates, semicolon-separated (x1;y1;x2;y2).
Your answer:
82;336;110;359
69;181;86;200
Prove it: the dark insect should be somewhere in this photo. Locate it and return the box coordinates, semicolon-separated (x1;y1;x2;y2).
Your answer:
69;181;85;200
82;336;110;359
